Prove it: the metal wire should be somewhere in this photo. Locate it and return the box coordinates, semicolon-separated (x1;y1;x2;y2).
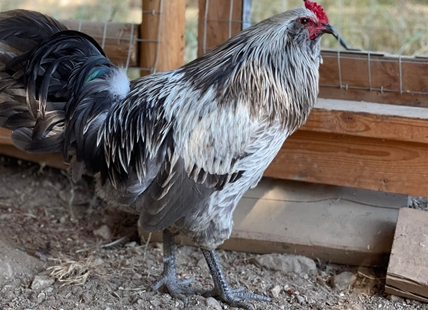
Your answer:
203;0;210;55
125;23;135;71
367;52;372;91
152;0;163;74
337;51;343;89
228;0;234;39
101;21;108;49
398;55;403;94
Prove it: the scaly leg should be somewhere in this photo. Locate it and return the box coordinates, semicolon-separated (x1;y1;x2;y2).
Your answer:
152;229;196;306
202;249;271;310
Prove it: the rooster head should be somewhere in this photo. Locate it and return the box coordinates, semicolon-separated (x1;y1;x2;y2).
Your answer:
298;0;335;40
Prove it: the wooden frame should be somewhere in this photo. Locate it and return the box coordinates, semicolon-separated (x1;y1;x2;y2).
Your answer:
319;51;428;107
2;0;428;197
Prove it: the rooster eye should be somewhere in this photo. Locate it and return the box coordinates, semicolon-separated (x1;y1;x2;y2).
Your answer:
301;18;309;25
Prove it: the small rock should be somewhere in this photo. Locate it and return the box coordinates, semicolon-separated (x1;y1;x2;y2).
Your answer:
332;271;356;291
250;254;317;275
389;294;404;303
0;262;13;280
296;295;305;304
205;297;222;310
93;225;112;240
31;275;55;290
125;241;137;248
197;258;209;271
270;285;282;298
81;292;92;303
37;292;46;301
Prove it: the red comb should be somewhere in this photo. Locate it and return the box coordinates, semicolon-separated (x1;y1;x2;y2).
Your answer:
304;0;329;24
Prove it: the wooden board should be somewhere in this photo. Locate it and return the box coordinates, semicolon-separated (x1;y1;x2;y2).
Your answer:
386;208;428;302
264;130;428;197
139;178;407;267
0;128;13;146
305;99;428;144
319;50;428;107
61;20;139;67
0;145;66;170
2;98;428;196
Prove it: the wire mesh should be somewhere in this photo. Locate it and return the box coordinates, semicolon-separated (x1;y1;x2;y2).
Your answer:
0;0;161;78
2;0;428;98
251;0;428;57
200;0;246;55
198;0;428;98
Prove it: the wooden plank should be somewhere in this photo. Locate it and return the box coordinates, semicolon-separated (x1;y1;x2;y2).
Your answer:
319;51;428;107
2;99;428;196
386;208;428;302
263;131;428;197
0;145;66;170
0;128;13;146
140;0;185;75
198;0;243;57
139;178;407;267
304;99;428;144
62;20;139;67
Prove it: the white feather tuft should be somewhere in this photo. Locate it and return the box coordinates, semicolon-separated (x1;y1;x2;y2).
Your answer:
109;68;130;98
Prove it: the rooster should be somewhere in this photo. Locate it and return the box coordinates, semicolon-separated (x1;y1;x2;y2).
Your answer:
0;1;338;309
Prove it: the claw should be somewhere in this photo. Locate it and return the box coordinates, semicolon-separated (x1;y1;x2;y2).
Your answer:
152;229;198;306
202;249;271;309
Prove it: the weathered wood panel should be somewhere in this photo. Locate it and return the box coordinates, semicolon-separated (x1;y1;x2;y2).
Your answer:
319;51;428;107
386;208;428;302
264;130;428;197
140;178;407;267
140;0;186;75
303;99;428;144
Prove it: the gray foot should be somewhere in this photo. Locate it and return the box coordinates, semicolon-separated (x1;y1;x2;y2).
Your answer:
202;249;271;310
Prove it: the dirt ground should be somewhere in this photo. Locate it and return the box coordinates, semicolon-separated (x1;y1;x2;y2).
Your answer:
0;155;426;310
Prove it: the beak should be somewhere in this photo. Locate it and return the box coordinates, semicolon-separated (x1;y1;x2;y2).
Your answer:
322;24;360;51
323;24;336;37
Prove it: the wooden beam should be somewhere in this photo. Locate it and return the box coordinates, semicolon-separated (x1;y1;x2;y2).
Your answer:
2;99;428;196
140;0;185;75
198;0;243;57
62;20;139;67
264;130;428;197
303;99;428;144
0;145;66;170
319;50;428;107
0;128;13;146
386;208;428;303
140;178;407;267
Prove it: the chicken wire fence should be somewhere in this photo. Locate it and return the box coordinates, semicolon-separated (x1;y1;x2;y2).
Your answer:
2;0;428;98
199;0;428;100
0;0;181;79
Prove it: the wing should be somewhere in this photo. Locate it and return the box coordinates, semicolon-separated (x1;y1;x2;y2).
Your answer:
101;72;260;232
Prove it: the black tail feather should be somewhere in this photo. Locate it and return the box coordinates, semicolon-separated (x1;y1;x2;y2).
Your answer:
0;9;130;179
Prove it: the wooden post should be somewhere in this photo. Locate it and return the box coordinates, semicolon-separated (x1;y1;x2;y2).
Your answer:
140;0;185;76
198;0;246;57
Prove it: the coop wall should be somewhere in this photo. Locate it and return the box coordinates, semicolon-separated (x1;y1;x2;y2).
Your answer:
1;0;428;197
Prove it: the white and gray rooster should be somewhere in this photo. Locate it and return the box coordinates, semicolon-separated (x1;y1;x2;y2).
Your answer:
0;1;339;309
